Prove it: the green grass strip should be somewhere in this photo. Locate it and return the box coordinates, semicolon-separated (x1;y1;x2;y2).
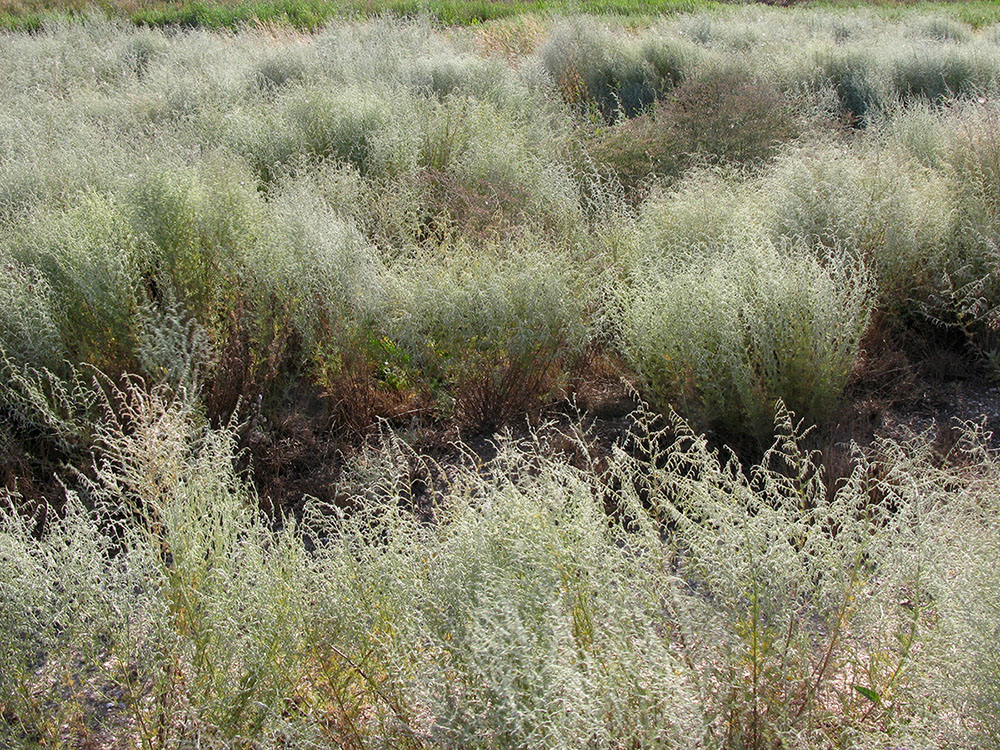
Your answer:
1;0;998;32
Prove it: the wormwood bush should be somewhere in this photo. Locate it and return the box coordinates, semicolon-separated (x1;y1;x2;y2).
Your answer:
610;404;970;749
92;386;312;744
250;174;384;354
315;402;1000;748
929;103;1000;355
321;428;707;749
135;292;217;395
116;28;168;79
880;101;952;168
250;46;315;94
0;88;133;227
0;485;130;744
407;95;581;244
665;68;800;168
441;124;581;243
911;435;1000;749
8;191;144;374
587;69;799;195
127;154;263;326
812;46;886;124
891;43;999;103
1;383;316;746
283;86;414;177
910;15;974;44
0;259;65;373
231;83;431;185
386;246;588;429
539;19;658;120
946;103;1000;247
619;239;873;447
7;381;999;746
243;173;396;429
636;168;748;266
757;142;952;314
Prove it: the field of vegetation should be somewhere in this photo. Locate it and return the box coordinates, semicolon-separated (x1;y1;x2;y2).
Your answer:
2;4;1000;747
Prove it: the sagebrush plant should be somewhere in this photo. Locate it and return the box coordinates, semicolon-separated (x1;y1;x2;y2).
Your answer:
539;18;658;120
636;168;748;265
2;13;1000;745
127;153;263;327
385;245;589;429
619;238;873;446
890;42;998;104
811;46;886;124
0;258;66;374
661;67;801;168
3;379;1000;747
755;140;952;314
586;67;800;195
6;191;144;375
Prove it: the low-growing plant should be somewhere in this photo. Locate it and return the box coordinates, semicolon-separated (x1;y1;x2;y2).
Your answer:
0;259;66;374
619;239;873;447
250;46;315;94
665;67;801;168
127;155;263;327
814;46;886;124
891;43;998;103
757;142;952;315
910;15;975;43
910;103;1000;361
8;191;144;375
386;246;589;430
539;19;657;119
587;68;800;195
6;377;1000;746
116;28;169;79
639;34;701;94
636;167;747;264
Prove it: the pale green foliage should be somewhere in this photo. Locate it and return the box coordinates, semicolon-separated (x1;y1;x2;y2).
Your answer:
620;240;873;445
385;245;588;425
90;386;311;742
4;382;1000;746
0;383;313;745
910;15;974;44
0;259;65;372
0;487;129;743
891;42;999;103
388;245;587;362
756;142;952;310
636;168;748;269
248;172;386;354
325;429;706;748
0;361;101;460
5;192;144;371
127;154;262;321
251;45;316;94
136;293;217;394
879;101;1000;342
534;8;1000;126
810;46;887;122
539;17;707;119
0;15;1000;743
